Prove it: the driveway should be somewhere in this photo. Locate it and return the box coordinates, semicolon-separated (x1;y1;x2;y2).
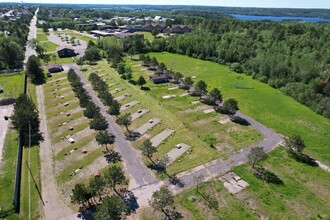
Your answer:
0;105;13;166
24;8;38;66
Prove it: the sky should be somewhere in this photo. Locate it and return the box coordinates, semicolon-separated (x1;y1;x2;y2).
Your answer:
1;0;330;9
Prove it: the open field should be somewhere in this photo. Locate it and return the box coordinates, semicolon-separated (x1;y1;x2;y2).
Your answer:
138;147;330;219
126;58;262;153
56;29;96;43
136;31;154;41
42;41;59;53
148;52;330;165
0;80;41;219
0;73;24;99
83;60;262;176
36;33;48;41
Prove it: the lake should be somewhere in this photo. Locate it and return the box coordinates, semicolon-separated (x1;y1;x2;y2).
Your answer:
230;14;330;23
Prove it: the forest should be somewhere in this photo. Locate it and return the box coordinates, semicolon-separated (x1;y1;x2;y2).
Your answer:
0;7;34;70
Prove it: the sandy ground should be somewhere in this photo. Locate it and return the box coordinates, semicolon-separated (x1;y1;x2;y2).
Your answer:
37;85;75;220
0;105;13;165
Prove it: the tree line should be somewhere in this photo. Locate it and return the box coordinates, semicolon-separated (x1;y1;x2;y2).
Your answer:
0;9;34;70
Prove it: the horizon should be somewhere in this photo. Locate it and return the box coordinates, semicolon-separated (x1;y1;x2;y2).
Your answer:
1;0;330;9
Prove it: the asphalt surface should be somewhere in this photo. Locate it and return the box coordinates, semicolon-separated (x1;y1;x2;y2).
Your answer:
23;8;38;66
64;63;157;189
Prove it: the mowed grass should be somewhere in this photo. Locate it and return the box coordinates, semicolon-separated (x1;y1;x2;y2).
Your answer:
42;41;59;53
233;147;330;219
136;31;154;41
0;129;19;216
126;59;262;154
0;72;24;99
83;61;220;175
36;33;48;41
149;52;330;165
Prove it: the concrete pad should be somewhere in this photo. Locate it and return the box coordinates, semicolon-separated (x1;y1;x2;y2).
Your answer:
180;93;189;97
166;143;191;165
150;128;174;147
168;87;178;90
192;76;196;79
110;87;124;94
114;93;131;101
219;118;231;124
191;101;200;104
0;105;13;164
223;182;243;194
237;179;249;188
203;108;215;114
162;94;176;99
120;100;140;112
135;118;161;135
131;108;149;121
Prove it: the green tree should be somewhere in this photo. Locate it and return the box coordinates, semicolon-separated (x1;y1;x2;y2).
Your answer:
137;76;146;89
89;176;106;201
159;62;166;73
76;57;84;70
43;54;51;66
116;63;126;75
108;100;121;117
173;72;183;82
208;88;222;104
183;77;194;87
93;195;130;220
83;102;100;118
150;57;158;68
71;183;91;208
52;54;57;63
248;147;266;168
116;113;132;133
87;40;95;48
90;114;109;130
222;98;239;116
26;55;45;84
284;135;306;153
105;166;126;193
96;131;115;151
149;186;175;218
11;94;40;145
140;139;157;163
195;80;208;98
84;46;101;62
128;46;135;59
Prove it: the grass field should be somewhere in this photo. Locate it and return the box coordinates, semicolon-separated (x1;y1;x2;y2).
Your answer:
148;52;330;165
140;147;330;219
42;41;59;53
36;33;48;41
136;31;154;41
0;73;24;99
0;79;41;219
82;60;262;176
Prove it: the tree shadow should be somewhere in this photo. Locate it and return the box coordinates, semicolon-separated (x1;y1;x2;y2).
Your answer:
120;189;139;213
141;86;150;91
288;151;318;167
230;116;250;126
77;205;96;220
125;131;141;141
103;150;122;164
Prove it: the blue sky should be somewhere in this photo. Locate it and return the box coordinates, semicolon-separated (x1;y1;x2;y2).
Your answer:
2;0;330;9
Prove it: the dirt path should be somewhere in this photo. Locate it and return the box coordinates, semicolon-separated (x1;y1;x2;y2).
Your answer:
37;85;75;220
0;105;13;166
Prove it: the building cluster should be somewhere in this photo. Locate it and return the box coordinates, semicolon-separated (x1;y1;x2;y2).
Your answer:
74;15;172;24
86;24;192;38
0;8;30;21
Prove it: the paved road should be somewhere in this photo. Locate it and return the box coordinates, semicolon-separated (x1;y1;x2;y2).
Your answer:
23;8;38;66
64;63;157;189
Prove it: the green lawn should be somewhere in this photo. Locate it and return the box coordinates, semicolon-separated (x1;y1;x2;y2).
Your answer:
42;52;76;65
0;72;24;99
233;147;330;219
36;33;48;41
42;41;59;53
136;31;154;41
149;52;330;165
0;129;19;217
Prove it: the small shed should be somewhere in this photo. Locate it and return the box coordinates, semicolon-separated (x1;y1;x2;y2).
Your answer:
47;64;64;73
149;74;171;84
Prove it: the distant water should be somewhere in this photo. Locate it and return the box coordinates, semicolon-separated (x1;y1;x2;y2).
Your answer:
230;14;330;23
